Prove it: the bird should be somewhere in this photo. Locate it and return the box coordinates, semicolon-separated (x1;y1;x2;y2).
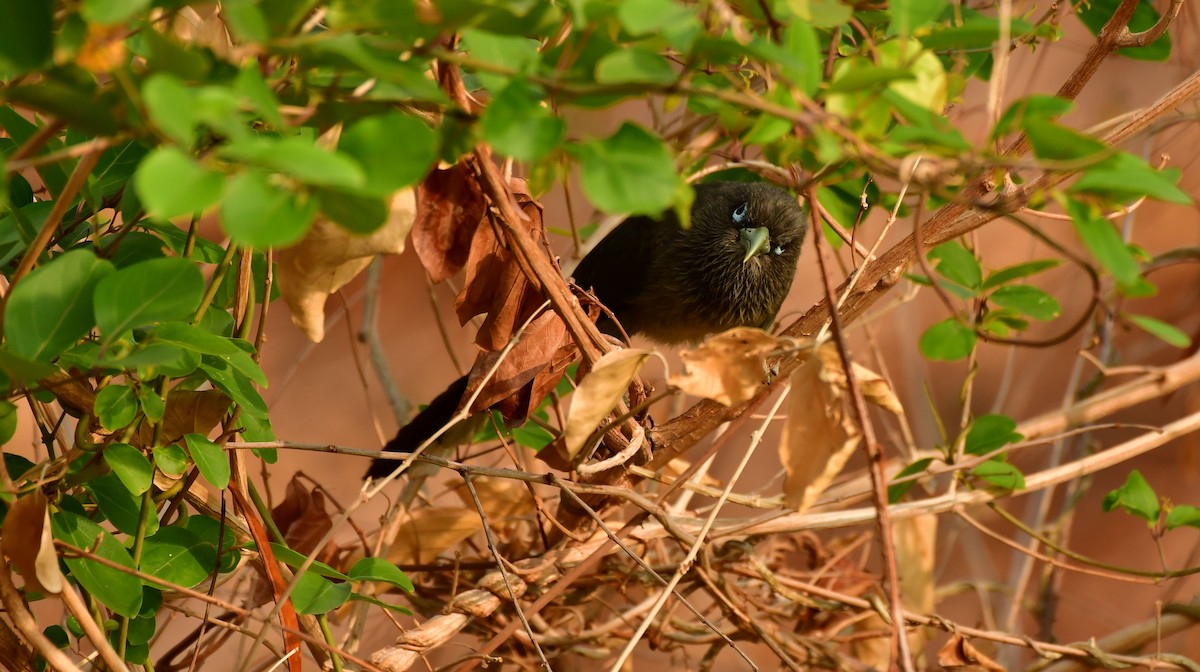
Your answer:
365;181;808;480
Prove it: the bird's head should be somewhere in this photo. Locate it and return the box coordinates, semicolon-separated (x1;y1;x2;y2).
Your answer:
685;181;807;276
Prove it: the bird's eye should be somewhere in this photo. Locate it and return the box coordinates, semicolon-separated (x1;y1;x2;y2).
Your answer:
773;244;785;256
731;202;749;224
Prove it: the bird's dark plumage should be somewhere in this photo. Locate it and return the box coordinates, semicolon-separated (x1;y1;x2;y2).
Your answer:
366;181;806;480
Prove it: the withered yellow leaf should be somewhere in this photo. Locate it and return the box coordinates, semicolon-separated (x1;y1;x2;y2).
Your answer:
563;349;653;460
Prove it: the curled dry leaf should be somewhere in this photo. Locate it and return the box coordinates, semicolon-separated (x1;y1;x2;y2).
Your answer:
133;389;231;448
276;189;416;342
0;490;63;594
454;177;550;351
412;162;487;283
780;343;902;513
669;327;794;406
386;508;482;566
852;514;938;668
781;343;860;513
463;310;568;416
563;349;653;460
938;633;1005;672
252;477;337;606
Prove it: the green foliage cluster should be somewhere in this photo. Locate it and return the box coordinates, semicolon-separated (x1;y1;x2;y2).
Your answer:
0;0;1192;668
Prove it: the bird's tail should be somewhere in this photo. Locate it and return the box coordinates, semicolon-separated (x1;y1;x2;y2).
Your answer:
364;373;471;481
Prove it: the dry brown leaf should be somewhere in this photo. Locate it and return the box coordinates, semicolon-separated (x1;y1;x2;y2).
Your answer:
412;163;487;282
133;389;231;448
780;343;860;513
1;491;63;594
450;476;533;523
563;349;653;460
454;178;550;351
252;477;337;606
276;189;416;342
386;508;482;566
42;373;95;418
463;310;566;416
813;345;904;416
780;343;904;512
938;633;1005;671
878;514;938;663
669;328;793;406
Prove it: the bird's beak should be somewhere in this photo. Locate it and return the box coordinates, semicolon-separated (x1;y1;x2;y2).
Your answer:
739;226;771;263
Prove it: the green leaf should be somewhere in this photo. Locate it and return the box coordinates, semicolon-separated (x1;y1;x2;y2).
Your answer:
94;257;204;340
268;543;352;581
0;0;53;71
1166;505;1200;530
888;457;933;503
339;112;437;195
152;443;189;478
1102;469;1160;523
1066;199;1141;287
782;21;822;97
315;188;390;234
788;0;852;27
291;572;351;615
140;526;217;589
929;241;982;289
82;0;151;25
889;0;946;38
963;414;1023;456
138;386;165;424
94;385;139;431
223;0;271;44
150;322;266;386
134;147;225;219
991;95;1073;140
199;358;268;418
348;557;414;592
595;47;677;85
347;593;413;615
85;473;158;536
103;442;153;495
512;421;554;450
51;510;143;618
220;169;317;248
183;433;230;489
4;249;115;362
578;123;678;215
0;401;16;445
1128;314;1191;348
480;80;565;162
1024;119;1109;164
142;73;196;145
919;318;976;361
221;137;365;189
989;285;1061;321
1070;153;1191;205
971;459;1025;491
617;0;699;49
982;259;1060;289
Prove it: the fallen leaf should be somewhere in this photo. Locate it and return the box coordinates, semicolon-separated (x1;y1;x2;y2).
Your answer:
386;508;482;565
669;328;793;406
412;163;487;282
1;491;63;594
938;633;1005;671
563;349;653;460
276;189;416;342
252;477;337;605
